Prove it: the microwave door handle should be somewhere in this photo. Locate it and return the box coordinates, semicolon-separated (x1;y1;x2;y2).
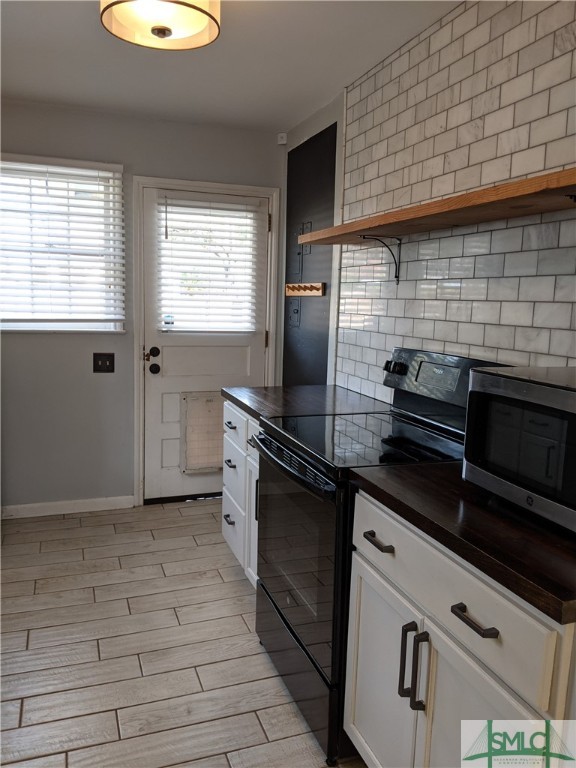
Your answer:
252;434;337;503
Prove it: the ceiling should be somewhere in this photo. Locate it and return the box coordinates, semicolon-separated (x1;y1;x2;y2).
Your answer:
1;1;456;132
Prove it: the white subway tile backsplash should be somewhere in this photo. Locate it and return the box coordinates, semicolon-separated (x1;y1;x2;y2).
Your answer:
545;134;576;168
485;323;515;349
522;222;560;250
497;348;530;365
458;322;485;345
487;277;519;300
463;232;492;256
510;145;546;176
446;255;475;279
481;154;512;184
471;300;501;324
337;2;576;388
550;329;576;356
519;275;556;301
533;52;572;93
534;302;573;328
460;278;488;300
424;299;448;319
530;110;568;146
475;253;505;277
537;247;576;275
447;300;473;322
555;275;576;302
536;1;575;40
515;327;551;353
434;320;459;341
497;125;530;155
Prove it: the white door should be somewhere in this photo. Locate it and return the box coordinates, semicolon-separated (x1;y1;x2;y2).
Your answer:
141;185;271;501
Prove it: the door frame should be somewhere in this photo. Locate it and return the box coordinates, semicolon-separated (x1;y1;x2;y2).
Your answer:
132;175;280;506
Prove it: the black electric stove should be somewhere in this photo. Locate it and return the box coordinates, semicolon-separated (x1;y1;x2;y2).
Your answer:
253;349;502;765
260;409;465;481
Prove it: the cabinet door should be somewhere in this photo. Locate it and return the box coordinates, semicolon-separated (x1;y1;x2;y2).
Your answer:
414;620;540;768
345;554;423;768
245;455;259;587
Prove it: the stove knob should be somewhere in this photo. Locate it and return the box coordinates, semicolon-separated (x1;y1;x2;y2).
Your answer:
383;359;394;373
391;361;409;376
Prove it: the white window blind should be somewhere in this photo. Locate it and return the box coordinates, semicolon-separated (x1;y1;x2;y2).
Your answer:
0;159;124;331
157;193;269;332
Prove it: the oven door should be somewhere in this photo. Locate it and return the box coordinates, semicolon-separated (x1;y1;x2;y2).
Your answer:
253;432;338;681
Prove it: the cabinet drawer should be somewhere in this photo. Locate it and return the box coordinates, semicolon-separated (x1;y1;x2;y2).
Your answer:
222;436;246;507
222;488;246;566
354;493;559;712
223;401;247;449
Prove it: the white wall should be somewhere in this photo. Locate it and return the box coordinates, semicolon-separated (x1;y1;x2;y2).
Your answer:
336;1;576;402
1;101;282;507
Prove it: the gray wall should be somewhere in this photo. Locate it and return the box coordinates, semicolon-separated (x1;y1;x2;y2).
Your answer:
1;101;282;506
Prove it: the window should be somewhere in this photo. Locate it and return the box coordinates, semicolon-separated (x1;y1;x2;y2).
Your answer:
157;192;269;332
0;157;124;331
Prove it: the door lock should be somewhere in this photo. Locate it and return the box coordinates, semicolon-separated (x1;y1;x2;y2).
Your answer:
144;346;161;362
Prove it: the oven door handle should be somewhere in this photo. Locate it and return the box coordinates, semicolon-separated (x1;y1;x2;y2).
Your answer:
253;433;337;502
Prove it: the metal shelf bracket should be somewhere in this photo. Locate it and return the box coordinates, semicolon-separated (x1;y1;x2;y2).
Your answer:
360;235;402;284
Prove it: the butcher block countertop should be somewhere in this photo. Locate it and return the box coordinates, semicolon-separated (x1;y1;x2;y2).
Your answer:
352;462;576;625
221;385;576;625
221;384;389;421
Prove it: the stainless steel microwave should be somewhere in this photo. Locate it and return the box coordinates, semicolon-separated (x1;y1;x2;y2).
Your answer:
463;366;576;532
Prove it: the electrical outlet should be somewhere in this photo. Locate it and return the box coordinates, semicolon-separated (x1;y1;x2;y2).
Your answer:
93;353;115;373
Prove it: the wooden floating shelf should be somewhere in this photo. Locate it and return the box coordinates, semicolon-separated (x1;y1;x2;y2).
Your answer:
298;168;576;246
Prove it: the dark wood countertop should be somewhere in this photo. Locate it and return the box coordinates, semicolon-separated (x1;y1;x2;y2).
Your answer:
351;463;576;624
221;385;389;421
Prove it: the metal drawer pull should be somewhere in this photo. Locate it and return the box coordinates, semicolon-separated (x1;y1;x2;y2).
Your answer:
363;530;395;554
224;459;237;469
398;621;418;698
223;514;235;526
451;602;500;639
409;631;429;712
224;420;237;430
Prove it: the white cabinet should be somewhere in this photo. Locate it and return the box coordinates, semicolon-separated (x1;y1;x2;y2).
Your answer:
345;492;575;768
222;400;259;586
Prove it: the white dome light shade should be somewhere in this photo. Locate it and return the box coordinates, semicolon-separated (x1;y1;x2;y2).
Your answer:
100;0;220;50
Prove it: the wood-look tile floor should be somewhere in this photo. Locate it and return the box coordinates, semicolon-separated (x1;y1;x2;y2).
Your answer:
1;500;367;768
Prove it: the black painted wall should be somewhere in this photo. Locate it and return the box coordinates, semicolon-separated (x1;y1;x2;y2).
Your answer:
283;123;337;385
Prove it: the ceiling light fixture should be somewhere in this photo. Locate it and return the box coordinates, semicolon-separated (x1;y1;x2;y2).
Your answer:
100;0;220;51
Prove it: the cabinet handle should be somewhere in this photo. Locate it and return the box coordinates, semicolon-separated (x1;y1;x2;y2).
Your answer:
224;459;237;469
450;602;500;639
398;621;418;698
409;631;429;712
224;420;237;430
223;513;235;526
363;530;394;554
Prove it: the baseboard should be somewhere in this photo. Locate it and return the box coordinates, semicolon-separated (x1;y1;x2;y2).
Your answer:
1;495;135;519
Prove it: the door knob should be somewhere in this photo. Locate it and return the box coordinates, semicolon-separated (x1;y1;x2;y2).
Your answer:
149;363;161;374
144;346;161;362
